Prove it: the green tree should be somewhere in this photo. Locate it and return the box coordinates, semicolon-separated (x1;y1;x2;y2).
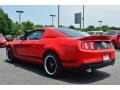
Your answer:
95;27;101;31
34;24;44;28
0;8;12;35
59;25;64;27
110;26;120;30
11;21;21;35
68;25;75;29
22;21;34;31
85;25;95;31
101;25;110;31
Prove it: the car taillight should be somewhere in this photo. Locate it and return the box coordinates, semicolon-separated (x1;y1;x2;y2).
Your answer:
81;41;95;50
3;39;6;42
118;35;120;44
119;37;120;44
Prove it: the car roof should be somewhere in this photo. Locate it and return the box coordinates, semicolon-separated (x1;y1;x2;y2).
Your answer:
33;27;56;31
24;27;54;34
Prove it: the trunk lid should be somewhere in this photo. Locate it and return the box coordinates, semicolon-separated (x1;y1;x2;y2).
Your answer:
75;35;112;41
75;36;113;50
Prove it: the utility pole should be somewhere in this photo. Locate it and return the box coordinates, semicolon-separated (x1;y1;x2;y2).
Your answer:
58;5;60;27
80;13;82;30
50;14;56;27
83;5;85;30
16;10;24;30
98;20;103;31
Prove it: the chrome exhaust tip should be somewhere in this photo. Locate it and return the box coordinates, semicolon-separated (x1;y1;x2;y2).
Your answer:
86;68;92;73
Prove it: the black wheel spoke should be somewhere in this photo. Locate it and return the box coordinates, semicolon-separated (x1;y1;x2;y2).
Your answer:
46;58;56;73
44;53;62;77
7;48;14;62
45;55;57;75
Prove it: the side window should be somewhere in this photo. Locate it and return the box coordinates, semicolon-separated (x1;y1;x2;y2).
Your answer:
26;30;44;40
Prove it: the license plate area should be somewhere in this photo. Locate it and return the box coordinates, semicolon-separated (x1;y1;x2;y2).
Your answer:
103;54;110;61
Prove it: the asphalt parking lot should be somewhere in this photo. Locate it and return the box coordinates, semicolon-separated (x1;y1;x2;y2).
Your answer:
0;48;120;85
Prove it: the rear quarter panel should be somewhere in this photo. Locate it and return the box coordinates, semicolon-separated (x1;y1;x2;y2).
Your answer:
42;38;79;62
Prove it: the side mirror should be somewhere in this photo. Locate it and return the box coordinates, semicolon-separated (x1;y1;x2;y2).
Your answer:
6;36;13;41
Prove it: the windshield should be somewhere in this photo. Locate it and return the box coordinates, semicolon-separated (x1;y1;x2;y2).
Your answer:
58;28;90;37
103;31;117;35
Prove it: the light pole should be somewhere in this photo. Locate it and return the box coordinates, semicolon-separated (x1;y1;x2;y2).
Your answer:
98;20;103;31
82;5;85;30
58;5;60;27
16;10;24;30
50;14;56;27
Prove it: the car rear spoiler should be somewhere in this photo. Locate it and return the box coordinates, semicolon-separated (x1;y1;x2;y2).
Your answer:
79;35;112;41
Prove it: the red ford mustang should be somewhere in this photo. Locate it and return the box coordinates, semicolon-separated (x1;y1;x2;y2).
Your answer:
103;30;120;48
6;27;115;77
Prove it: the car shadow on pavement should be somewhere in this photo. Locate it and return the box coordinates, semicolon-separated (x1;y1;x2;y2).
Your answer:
116;49;120;52
57;70;110;84
4;59;111;84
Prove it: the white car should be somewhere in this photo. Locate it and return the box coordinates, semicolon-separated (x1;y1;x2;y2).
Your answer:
87;31;104;35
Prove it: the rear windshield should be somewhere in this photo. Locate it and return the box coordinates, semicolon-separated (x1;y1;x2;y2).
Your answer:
103;31;117;35
58;28;90;37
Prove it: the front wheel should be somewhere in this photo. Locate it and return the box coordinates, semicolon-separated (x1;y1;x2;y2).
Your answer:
6;47;15;63
44;52;62;77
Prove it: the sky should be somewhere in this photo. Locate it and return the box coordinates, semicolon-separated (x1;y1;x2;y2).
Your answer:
1;5;120;28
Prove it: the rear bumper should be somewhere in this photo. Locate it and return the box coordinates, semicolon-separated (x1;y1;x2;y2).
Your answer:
64;59;115;70
79;59;115;70
62;48;115;67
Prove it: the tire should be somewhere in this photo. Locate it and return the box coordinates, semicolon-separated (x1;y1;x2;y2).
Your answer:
43;52;62;77
6;47;15;63
112;41;117;49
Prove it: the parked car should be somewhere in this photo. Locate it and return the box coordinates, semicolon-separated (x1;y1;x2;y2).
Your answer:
6;27;115;77
103;30;120;48
0;34;7;47
87;31;104;35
